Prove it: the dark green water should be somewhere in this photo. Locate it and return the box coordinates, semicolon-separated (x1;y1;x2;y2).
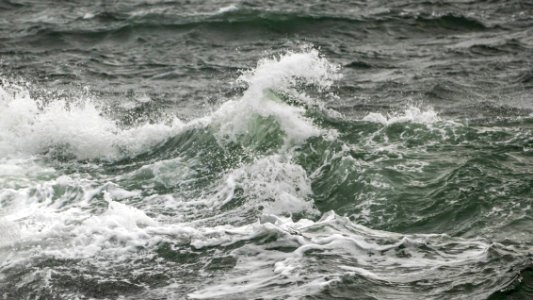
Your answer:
1;1;532;299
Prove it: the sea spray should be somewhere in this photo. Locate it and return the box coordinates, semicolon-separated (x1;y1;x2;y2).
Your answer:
0;49;531;299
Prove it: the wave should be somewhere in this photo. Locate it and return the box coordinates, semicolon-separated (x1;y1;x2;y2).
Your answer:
112;10;489;32
0;49;338;161
15;9;489;40
1;49;532;299
411;13;487;31
0;82;185;160
187;212;519;299
0;170;524;299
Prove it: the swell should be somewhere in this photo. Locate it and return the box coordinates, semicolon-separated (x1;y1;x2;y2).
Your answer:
14;9;490;40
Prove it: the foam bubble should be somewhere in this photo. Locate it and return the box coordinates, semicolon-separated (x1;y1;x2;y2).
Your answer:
0;83;184;160
0;50;340;161
187;212;512;299
222;154;317;216
212;49;341;145
363;106;440;125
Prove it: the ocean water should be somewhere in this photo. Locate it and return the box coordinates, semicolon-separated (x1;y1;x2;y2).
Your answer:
1;1;533;299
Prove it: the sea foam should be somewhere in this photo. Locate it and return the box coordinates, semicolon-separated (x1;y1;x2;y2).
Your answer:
0;82;184;160
0;49;339;160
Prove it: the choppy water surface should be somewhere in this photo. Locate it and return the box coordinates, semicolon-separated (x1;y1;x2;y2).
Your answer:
1;1;533;299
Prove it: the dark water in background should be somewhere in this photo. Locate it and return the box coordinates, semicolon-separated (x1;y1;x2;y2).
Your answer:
1;0;533;299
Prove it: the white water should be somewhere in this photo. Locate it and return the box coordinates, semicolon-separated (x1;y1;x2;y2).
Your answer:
0;82;185;160
362;105;440;125
0;49;338;264
0;50;523;299
0;49;338;161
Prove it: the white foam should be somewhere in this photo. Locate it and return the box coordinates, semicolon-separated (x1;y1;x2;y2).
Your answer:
221;154;317;216
0;167;518;300
117;152;317;224
0;50;525;299
0;153;317;261
216;4;238;14
187;212;504;299
363;106;440;125
212;49;341;145
239;49;339;96
0;83;184;160
82;12;94;19
0;50;340;161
